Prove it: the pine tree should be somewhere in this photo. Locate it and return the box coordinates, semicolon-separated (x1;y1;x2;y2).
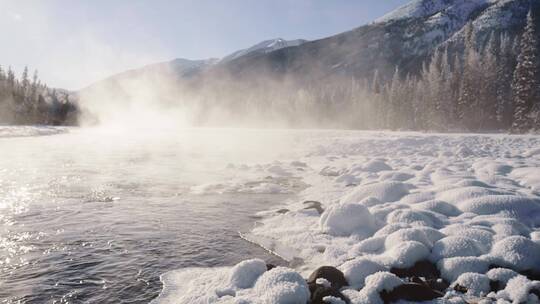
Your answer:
479;33;499;129
387;67;401;129
21;66;29;94
7;67;15;88
495;33;518;129
512;9;540;132
458;22;481;130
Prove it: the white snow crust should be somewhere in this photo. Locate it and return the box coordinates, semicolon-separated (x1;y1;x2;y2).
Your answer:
155;131;540;304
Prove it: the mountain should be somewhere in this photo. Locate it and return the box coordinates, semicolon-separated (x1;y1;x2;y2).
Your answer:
82;0;535;92
221;38;307;63
79;38;306;96
205;0;535;83
78;0;539;130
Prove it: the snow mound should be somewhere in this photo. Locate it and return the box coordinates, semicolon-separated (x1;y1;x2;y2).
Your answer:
253;267;310;304
454;272;491;296
342;182;411;204
347;272;403;304
437;186;506;205
412;200;461;216
339;258;387;289
320;202;376;237
361;160;392;172
430;236;485;261
383;241;430;268
489;236;540;272
385;209;439;227
503;275;540;303
438;256;489;281
229;259;267;289
384;228;433;249
486;268;519;285
457;195;540;217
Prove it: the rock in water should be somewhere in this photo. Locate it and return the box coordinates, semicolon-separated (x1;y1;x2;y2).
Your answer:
308;266;349;290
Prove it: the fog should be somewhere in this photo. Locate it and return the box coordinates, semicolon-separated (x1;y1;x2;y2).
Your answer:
75;57;384;131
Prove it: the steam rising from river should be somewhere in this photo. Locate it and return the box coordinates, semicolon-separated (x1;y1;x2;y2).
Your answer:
75;59;378;130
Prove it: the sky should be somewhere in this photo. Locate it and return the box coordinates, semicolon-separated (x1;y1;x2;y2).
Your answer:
0;0;409;90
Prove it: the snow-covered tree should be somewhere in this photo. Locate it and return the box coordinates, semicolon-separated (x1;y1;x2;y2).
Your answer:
512;9;540;132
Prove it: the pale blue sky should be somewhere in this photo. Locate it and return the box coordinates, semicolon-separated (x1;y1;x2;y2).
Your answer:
0;0;408;90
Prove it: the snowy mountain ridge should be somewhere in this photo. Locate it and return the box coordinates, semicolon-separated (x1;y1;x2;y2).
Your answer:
376;0;497;23
221;38;307;63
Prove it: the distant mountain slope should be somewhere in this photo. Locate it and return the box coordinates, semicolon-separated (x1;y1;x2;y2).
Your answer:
221;38;307;63
82;0;535;93
205;0;535;83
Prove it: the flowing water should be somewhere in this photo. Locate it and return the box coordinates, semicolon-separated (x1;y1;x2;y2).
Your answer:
0;127;302;303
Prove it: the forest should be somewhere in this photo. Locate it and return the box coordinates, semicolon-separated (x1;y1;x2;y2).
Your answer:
0;66;78;125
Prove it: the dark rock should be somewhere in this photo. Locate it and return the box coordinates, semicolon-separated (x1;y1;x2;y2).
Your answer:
303;201;324;215
406;276;449;293
266;263;276;271
380;283;444;303
307;266;349;290
425;279;449;293
276;208;289;214
531;288;540;298
390;260;440;280
490;280;503;292
410;276;424;285
521;270;540;282
453;284;468;293
308;282;350;304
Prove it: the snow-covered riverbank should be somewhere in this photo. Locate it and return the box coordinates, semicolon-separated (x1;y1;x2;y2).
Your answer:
156;131;540;304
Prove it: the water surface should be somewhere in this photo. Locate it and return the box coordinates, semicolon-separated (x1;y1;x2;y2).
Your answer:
0;127;301;303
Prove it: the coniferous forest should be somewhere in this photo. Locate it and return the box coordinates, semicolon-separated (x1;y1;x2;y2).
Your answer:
357;11;540;133
0;66;78;125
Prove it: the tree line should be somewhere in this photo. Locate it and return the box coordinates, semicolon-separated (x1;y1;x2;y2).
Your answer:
0;66;78;125
367;9;540;133
197;9;539;133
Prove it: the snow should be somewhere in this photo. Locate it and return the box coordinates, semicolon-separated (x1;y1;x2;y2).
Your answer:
502;275;540;303
454;272;491;296
228;259;267;289
320;202;376;237
438;256;490;282
0;126;69;138
221;38;306;63
489;236;540;272
346;272;403;304
322;296;346;304
341;182;411;204
253;267;310;304
155;131;540;304
486;268;519;285
339;258;386;289
375;0;492;24
383;240;430;268
430;236;485;261
315;278;332;288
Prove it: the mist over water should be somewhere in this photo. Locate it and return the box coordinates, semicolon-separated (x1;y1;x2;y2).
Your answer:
0;127;311;303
